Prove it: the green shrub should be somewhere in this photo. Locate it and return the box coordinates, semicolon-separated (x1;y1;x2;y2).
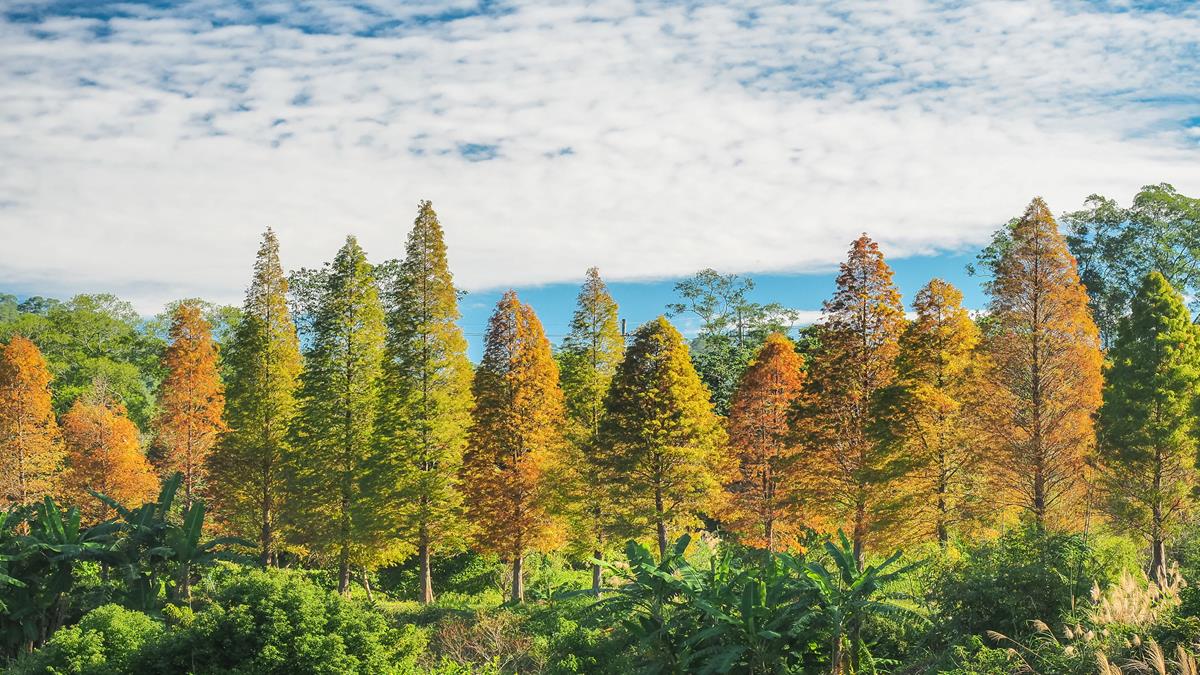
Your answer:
7;604;162;675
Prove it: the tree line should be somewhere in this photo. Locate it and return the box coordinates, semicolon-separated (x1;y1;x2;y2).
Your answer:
1;185;1198;606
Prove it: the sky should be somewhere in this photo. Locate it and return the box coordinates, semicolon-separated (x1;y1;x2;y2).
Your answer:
1;0;1199;356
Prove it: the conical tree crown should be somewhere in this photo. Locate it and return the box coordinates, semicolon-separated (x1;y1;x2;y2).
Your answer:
62;393;157;523
464;291;565;559
559;267;623;436
0;335;63;507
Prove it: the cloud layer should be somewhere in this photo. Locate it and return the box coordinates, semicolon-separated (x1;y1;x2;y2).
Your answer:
2;0;1199;311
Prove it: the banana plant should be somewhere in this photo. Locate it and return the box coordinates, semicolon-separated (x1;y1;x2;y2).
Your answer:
800;531;924;675
166;499;252;604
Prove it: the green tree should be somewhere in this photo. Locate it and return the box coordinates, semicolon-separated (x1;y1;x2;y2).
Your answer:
667;269;798;415
598;317;728;559
557;267;624;593
1098;271;1200;583
286;236;391;595
378;201;474;604
1064;183;1200;347
208;228;303;567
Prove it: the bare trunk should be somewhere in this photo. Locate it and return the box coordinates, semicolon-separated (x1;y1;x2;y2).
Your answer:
338;546;351;596
591;549;603;596
362;568;374;602
654;483;668;559
418;526;434;604
511;554;524;604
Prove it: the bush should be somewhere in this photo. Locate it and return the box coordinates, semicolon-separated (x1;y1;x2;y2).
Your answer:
7;604;162;675
930;526;1139;639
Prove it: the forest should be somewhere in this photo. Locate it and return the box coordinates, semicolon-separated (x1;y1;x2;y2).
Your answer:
0;183;1199;674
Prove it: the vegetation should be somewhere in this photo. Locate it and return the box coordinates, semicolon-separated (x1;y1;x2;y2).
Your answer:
4;190;1200;673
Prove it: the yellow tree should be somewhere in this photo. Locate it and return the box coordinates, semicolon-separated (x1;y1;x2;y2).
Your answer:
872;279;983;543
597;317;728;559
61;391;158;523
798;234;907;563
724;332;808;553
980;198;1103;530
462;291;566;603
155;302;226;508
0;335;63;508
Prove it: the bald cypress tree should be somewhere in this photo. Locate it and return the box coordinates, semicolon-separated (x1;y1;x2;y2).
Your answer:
209;228;303;566
797;234;907;563
979;198;1103;530
557;267;624;593
379;201;474;604
0;335;63;508
1099;271;1200;583
287;236;389;595
462;291;566;603
598;317;728;559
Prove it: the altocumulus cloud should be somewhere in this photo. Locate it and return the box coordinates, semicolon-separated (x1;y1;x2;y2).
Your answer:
1;0;1199;311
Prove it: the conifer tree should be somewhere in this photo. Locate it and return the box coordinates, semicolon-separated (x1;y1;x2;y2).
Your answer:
980;198;1103;530
598;316;728;559
724;332;807;553
208;228;303;566
797;234;906;563
0;335;63;507
287;236;389;595
378;202;474;603
61;389;157;523
462;291;565;603
873;279;983;543
154;302;225;508
1098;271;1200;583
557;267;624;593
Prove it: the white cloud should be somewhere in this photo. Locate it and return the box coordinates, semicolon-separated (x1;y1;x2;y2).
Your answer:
0;0;1198;312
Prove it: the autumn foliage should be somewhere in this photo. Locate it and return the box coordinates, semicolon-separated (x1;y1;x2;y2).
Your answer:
980;198;1103;530
724;332;808;552
0;335;63;508
462;291;566;603
154;302;226;508
61;393;158;523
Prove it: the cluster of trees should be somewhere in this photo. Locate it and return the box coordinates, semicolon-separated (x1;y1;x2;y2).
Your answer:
2;185;1198;617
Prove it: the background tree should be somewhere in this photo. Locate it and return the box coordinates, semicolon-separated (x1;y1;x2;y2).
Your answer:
557;267;624;593
462;291;566;603
154;302;225;509
666;269;798;415
378;202;474;603
286;236;391;595
1063;183;1200;347
797;234;907;564
208;228;302;566
60;388;157;523
872;279;983;544
1097;271;1200;583
598;316;728;559
0;335;63;508
723;332;808;553
978;198;1103;530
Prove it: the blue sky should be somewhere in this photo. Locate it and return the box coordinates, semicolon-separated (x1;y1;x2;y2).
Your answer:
0;0;1198;351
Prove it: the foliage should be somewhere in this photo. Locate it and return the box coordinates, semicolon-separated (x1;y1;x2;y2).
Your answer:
153;301;225;508
286;235;393;594
796;234;907;562
556;267;624;592
207;227;304;566
724;332;810;553
7;603;164;675
463;291;566;603
378;202;475;603
1098;271;1200;582
1064;183;1200;347
0;335;64;508
597;317;728;560
666;269;799;416
60;393;158;524
978;197;1104;530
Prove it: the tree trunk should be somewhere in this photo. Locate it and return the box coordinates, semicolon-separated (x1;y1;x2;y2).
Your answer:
338;546;351;595
362;568;374;602
591;549;603;596
418;526;434;604
511;554;524;604
260;504;272;568
655;484;668;560
765;518;775;555
1150;538;1167;587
